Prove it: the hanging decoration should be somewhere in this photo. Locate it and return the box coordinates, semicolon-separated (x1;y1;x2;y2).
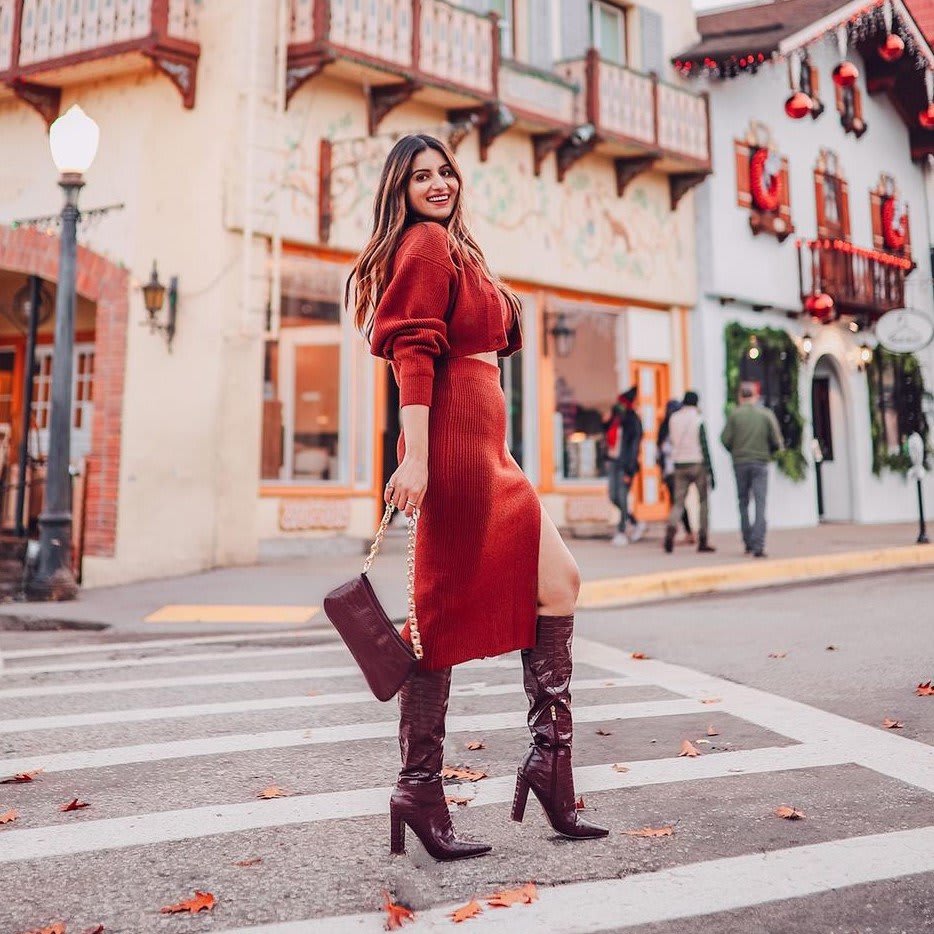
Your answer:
797;237;914;270
749;148;782;211
878;1;905;62
784;51;813;119
920;70;934;127
785;91;813;119
832;61;859;87
881;197;908;251
805;291;836;322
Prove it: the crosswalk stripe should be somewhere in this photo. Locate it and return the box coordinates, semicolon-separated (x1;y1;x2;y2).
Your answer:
0;678;642;734
7;644;346;675
214;825;934;933
0;743;848;863
0;699;705;776
0;629;323;660
0;657;519;700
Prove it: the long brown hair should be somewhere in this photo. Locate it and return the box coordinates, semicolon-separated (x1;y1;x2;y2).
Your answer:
346;134;522;342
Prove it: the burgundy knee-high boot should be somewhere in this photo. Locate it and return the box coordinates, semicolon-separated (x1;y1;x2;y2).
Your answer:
390;665;492;861
511;613;609;839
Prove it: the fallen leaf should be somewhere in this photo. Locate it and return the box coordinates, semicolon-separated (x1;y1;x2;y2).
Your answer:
160;891;216;914
60;798;90;812
612;763;630;773
679;740;701;758
486;883;538;907
624;825;674;837
451;900;483;923
233;857;263;867
445;795;471;807
382;891;415;930
916;682;934;696
706;725;719;736
0;808;18;824
775;805;806;820
699;697;722;705
768;652;787;659
18;924;66;934
464;740;485;751
826;645;837;651
595;728;613;736
1;769;43;784
882;718;904;729
631;652;649;660
441;766;487;782
81;926;105;934
575;795;586;810
256;786;290;799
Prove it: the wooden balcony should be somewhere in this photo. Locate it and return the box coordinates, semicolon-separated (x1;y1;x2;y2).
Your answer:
556;50;710;205
0;0;200;122
798;238;913;319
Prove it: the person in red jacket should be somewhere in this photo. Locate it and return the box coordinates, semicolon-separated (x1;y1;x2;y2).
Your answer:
346;134;608;862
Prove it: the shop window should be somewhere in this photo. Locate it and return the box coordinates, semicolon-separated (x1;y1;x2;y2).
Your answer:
869;350;928;473
261;255;349;484
0;350;15;426
870;173;911;258
488;0;514;57
550;306;624;481
590;0;626;65
502;345;524;468
734;122;793;241
814;149;850;240
32;345;95;460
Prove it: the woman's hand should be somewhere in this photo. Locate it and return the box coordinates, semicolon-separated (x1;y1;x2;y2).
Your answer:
385;454;428;518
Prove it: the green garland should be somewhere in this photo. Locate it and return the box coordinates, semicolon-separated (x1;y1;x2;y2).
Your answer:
866;349;928;476
724;322;807;482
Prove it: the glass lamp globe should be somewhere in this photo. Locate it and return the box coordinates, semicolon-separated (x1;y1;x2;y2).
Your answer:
48;105;100;177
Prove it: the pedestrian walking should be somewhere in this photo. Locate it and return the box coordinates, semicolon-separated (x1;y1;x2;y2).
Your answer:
604;387;646;545
347;134;608;863
663;390;716;554
658;400;695;545
721;383;784;558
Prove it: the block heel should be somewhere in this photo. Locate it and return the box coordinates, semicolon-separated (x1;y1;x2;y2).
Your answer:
511;772;530;822
390;811;406;854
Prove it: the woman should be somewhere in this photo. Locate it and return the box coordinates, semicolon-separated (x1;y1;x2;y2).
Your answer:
658;399;695;544
347;134;608;862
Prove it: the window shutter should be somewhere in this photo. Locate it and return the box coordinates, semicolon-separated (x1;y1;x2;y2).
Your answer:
814;170;826;236
638;6;664;74
810;65;820;103
778;157;792;228
903;203;912;256
854;86;864;121
735;141;751;208
559;0;590;61
839;178;850;238
870;191;883;249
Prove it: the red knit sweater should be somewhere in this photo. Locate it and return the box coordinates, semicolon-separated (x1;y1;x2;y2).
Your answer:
370;222;522;406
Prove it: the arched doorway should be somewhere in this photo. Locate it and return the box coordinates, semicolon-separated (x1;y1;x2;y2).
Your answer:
811;355;853;521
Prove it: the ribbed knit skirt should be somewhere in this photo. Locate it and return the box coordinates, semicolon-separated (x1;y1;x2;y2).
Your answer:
397;356;541;671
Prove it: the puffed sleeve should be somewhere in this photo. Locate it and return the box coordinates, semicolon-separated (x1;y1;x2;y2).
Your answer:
498;302;523;357
370;224;456;407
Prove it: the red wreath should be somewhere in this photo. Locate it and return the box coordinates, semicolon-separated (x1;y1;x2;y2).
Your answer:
749;148;781;213
881;197;907;252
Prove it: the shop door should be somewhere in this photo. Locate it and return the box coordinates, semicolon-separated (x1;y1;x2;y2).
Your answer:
630;360;669;521
33;344;95;462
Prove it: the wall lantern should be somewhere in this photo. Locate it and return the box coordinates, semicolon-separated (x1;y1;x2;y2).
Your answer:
799;334;813;360
858;343;874;370
142;261;179;350
547;313;576;358
747;335;761;360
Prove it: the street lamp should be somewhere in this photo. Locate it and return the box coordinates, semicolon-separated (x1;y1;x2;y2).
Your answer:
27;105;99;601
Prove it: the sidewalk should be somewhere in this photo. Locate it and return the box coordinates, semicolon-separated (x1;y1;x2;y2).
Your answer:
0;521;929;634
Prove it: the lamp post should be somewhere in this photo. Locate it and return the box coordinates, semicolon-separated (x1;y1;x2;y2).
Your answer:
28;105;99;601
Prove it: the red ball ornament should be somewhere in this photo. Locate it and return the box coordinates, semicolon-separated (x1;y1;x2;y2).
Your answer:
878;33;905;62
805;292;835;322
832;61;859;88
919;103;934;128
784;92;813;119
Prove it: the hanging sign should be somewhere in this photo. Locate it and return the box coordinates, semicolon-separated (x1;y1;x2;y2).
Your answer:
874;308;934;353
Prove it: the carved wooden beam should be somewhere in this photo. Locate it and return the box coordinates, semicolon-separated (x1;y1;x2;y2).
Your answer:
614;155;659;197
367;80;421;136
10;80;61;128
146;51;198;109
532;131;564;177
447;103;515;160
555;135;598;182
446;106;485;152
669;171;709;210
285;47;335;106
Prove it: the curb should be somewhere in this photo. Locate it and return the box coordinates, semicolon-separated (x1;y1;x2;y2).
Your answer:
578;544;934;609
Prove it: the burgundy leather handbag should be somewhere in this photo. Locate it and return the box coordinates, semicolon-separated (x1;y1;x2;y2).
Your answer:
323;503;424;702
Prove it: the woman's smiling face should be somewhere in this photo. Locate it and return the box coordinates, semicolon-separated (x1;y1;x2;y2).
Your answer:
406;147;459;222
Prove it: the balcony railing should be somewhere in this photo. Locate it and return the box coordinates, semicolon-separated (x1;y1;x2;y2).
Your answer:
799;238;912;318
557;51;710;167
0;0;201;110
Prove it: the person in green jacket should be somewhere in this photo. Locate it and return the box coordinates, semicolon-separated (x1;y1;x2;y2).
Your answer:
720;382;784;558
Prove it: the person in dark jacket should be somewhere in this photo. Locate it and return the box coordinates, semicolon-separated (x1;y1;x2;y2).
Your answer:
604;386;646;546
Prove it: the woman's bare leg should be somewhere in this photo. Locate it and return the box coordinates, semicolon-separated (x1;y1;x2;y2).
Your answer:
536;502;581;615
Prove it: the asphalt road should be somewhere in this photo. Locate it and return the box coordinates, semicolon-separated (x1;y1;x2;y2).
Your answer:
0;570;931;933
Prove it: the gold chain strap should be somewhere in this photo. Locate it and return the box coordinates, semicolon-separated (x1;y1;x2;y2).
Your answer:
362;503;423;660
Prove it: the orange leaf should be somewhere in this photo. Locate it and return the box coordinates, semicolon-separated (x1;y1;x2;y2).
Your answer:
679;740;701;757
19;924;66;934
160;891;216;914
624;825;674;837
916;681;934;696
445;795;471;807
825;645;837;651
575;795;586;810
1;769;43;784
612;763;630;773
464;741;485;751
256;786;290;799
706;725;719;737
0;808;18;824
631;652;649;660
882;718;904;729
441;766;487;782
699;697;722;705
486;883;538;908
306;690;320;697
451;900;483;923
233;857;263;867
60;798;90;812
595;728;613;736
775;805;806;820
382;891;415;930
768;652;787;659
